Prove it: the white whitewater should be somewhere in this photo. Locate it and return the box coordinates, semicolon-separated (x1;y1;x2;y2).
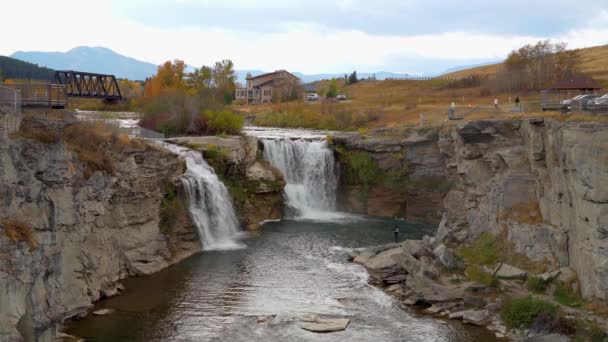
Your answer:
165;144;244;251
261;138;342;220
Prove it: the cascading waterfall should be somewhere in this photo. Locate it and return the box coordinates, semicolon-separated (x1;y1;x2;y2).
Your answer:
261;138;340;220
165;144;244;251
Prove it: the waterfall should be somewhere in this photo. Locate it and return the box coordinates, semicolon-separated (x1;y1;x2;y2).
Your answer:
261;138;340;220
165;144;244;251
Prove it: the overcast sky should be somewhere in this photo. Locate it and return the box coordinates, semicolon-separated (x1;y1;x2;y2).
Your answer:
3;0;608;74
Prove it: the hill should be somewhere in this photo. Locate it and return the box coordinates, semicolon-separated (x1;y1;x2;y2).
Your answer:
11;47;157;81
0;56;55;81
447;44;608;86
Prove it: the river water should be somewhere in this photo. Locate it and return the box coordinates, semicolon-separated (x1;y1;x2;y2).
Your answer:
67;125;496;341
67;218;495;342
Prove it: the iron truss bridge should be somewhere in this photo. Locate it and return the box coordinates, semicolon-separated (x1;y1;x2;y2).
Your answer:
54;70;122;101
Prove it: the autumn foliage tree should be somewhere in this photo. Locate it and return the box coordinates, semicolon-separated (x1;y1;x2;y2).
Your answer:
141;59;241;136
495;40;579;92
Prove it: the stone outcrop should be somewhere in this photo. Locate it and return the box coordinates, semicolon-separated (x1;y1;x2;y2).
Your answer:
168;135;285;230
331;128;447;223
337;118;608;300
439;119;608;299
0;118;195;341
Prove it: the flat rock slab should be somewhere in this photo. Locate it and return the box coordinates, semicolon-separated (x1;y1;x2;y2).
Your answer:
461;309;490;326
300;317;350;333
495;263;528;279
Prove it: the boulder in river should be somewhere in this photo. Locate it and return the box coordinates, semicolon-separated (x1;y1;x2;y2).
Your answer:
300;317;350;333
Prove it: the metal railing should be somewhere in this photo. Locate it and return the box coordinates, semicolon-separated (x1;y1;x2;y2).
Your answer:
0;84;21;115
3;84;67;108
0;85;22;147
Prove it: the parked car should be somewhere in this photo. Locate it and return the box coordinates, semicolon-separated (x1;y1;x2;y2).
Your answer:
561;94;599;109
335;94;347;101
306;94;319;101
589;94;608;105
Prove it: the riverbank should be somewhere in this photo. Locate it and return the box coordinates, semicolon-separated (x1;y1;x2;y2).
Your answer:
351;236;608;341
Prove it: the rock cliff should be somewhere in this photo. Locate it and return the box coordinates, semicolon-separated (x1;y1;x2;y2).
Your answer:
439;119;608;300
0;118;195;341
332;118;608;300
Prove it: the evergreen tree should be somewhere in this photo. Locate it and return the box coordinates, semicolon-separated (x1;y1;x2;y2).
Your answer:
348;71;358;84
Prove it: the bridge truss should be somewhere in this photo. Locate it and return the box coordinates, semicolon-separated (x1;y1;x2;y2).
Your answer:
54;70;122;101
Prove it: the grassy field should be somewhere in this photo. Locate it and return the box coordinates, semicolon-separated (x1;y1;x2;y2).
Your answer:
242;44;608;130
448;44;608;86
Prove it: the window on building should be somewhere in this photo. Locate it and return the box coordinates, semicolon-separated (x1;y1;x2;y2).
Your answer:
263;89;272;96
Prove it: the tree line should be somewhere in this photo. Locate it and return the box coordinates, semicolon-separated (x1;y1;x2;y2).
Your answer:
493;40;580;92
139;59;243;136
0;56;55;82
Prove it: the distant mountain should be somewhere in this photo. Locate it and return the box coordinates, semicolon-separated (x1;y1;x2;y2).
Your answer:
0;56;55;81
11;47;157;81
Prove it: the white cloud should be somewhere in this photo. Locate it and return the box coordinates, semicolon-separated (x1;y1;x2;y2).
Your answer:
2;1;607;73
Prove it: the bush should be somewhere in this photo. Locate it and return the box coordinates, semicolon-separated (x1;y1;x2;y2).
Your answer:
464;265;498;287
456;232;499;266
527;275;548;293
197;109;244;135
501;297;558;329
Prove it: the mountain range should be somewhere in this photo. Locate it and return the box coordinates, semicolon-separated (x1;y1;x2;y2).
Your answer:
9;46;496;83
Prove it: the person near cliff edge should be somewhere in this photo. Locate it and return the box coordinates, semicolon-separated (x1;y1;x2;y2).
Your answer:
392;225;400;243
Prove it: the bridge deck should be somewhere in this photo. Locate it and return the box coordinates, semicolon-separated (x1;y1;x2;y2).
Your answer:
1;84;67;108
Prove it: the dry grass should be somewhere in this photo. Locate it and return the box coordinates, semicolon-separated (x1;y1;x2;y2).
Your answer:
497;201;544;226
63;122;142;179
583;301;608;318
1;219;38;250
10;123;60;144
495;227;549;274
447;44;608;87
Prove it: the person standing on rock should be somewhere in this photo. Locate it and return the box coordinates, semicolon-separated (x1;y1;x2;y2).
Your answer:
494;98;499;112
392;225;400;243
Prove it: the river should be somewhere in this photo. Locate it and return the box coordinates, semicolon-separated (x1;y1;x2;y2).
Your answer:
66;124;496;341
66;217;496;341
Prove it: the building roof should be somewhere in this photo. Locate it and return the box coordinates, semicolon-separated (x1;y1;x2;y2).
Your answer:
550;73;602;90
247;70;300;81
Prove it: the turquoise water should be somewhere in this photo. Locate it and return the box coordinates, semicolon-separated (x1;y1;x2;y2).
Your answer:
67;217;496;341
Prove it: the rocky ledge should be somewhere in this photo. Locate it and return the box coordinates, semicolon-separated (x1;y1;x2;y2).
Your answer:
350;236;608;341
167;135;285;230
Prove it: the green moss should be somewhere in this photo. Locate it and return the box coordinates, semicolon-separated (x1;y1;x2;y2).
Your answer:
501;297;558;329
554;282;584;308
159;181;186;233
464;265;498;287
336;149;382;189
456;232;500;266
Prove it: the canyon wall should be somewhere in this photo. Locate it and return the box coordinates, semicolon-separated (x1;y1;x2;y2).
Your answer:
0;118;196;341
332;118;608;300
439;119;608;300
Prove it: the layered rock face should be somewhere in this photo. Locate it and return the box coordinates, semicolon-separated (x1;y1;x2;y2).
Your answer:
333;119;607;300
438;119;608;299
167;135;285;230
331;129;447;223
0;119;195;341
